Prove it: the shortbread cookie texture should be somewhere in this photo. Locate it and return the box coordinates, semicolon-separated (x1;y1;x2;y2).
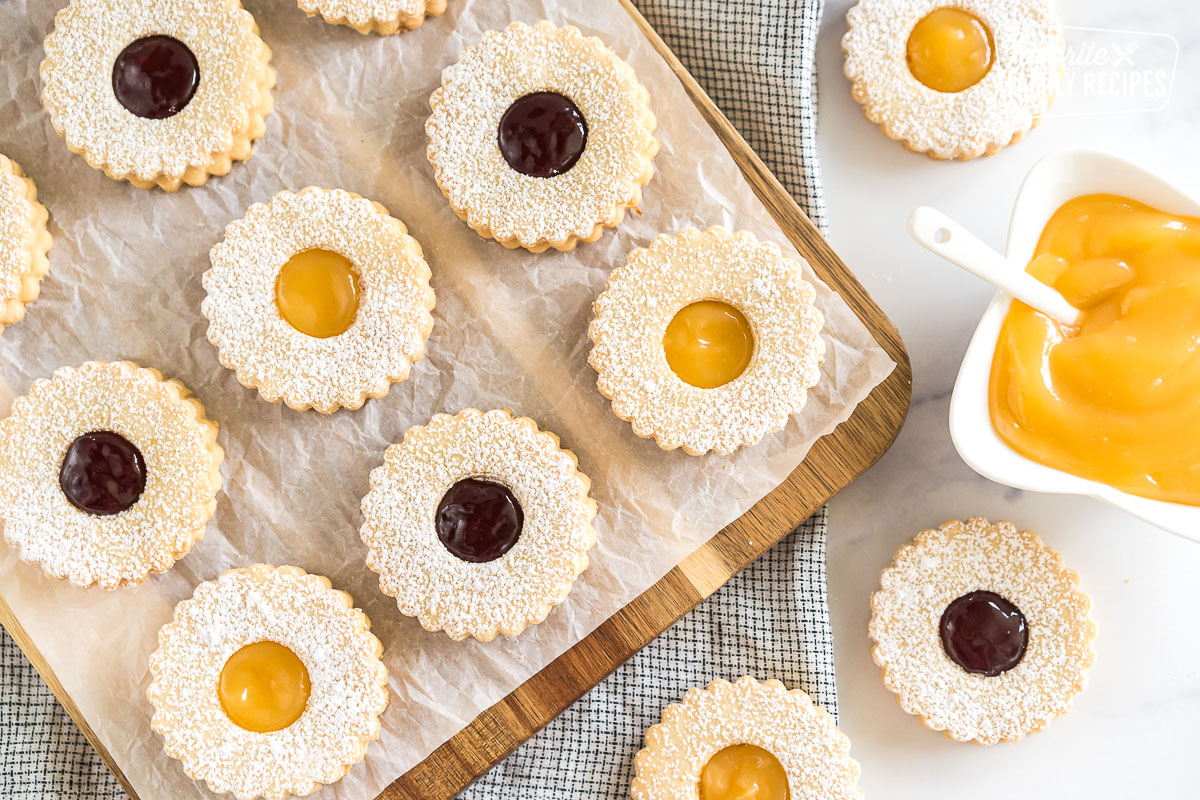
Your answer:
41;0;275;190
0;361;223;589
426;21;658;252
297;0;447;34
203;187;435;413
589;227;825;455
843;0;1063;159
870;517;1096;744
360;408;597;641
148;565;389;800
0;155;52;335
632;676;863;800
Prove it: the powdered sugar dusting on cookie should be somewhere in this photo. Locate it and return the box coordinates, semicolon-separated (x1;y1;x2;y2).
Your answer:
869;517;1096;744
147;565;389;799
842;0;1063;159
0;361;222;589
297;0;446;34
632;677;863;800
40;0;274;187
0;155;51;320
359;409;598;642
425;21;658;251
202;187;436;413
588;227;825;455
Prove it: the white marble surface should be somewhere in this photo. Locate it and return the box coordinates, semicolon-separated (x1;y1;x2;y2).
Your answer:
818;0;1200;795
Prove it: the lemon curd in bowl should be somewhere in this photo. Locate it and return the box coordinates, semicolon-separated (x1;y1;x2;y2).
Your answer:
989;193;1200;506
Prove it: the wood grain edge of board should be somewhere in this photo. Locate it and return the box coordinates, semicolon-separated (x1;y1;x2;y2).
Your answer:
380;5;913;798
0;590;142;799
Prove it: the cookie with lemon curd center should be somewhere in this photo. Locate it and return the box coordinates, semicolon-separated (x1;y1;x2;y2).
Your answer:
632;676;863;800
842;0;1062;159
588;227;825;455
147;565;389;800
202;187;436;414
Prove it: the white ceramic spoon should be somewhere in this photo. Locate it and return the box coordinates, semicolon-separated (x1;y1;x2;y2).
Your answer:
907;205;1082;326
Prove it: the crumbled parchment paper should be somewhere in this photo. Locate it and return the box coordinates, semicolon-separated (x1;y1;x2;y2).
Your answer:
0;0;894;797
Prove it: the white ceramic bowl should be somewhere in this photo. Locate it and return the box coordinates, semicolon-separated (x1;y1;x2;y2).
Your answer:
949;148;1200;542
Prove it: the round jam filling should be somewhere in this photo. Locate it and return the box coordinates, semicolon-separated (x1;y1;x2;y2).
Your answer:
274;248;361;339
112;35;200;120
939;590;1028;676
699;744;790;800
218;641;311;733
435;478;524;563
59;431;147;516
663;300;755;389
497;91;588;178
905;8;994;93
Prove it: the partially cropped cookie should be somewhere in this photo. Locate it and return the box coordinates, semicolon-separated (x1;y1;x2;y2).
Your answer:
632;676;863;800
426;21;658;252
297;0;447;34
0;362;223;589
203;187;435;413
870;517;1096;744
0;155;51;336
589;227;824;455
360;409;597;641
843;0;1063;159
148;564;388;799
40;0;275;189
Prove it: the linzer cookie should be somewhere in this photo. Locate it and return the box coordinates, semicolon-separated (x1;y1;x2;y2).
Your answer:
869;517;1096;744
842;0;1063;159
0;361;223;589
40;0;275;189
0;154;51;336
297;0;447;34
148;565;388;799
426;21;658;252
589;227;824;455
202;187;436;413
632;676;863;800
359;409;597;641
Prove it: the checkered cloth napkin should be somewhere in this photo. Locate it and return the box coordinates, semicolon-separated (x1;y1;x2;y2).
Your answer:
0;0;831;796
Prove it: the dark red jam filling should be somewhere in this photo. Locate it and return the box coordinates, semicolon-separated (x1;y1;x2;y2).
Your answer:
497;91;588;178
435;478;524;563
59;431;147;516
939;590;1029;676
112;35;200;120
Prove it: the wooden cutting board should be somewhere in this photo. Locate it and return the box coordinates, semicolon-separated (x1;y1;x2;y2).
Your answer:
0;2;910;798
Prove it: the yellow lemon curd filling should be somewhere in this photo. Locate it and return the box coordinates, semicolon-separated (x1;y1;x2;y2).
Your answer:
218;641;311;733
275;248;360;338
663;300;755;389
698;744;790;800
906;8;995;93
990;193;1200;505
